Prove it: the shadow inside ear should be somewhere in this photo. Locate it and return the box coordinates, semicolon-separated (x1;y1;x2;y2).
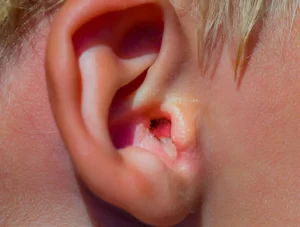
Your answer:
72;4;164;60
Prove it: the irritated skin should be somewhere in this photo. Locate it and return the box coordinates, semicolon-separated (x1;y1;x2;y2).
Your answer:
1;1;300;227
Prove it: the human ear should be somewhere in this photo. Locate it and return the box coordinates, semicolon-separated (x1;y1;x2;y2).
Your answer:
46;0;204;226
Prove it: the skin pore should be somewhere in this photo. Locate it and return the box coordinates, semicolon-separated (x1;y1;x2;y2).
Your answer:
1;0;300;226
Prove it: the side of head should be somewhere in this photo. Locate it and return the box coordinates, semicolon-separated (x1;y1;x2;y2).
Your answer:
0;0;300;227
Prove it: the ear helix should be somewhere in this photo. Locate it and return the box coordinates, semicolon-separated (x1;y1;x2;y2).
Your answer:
46;0;202;226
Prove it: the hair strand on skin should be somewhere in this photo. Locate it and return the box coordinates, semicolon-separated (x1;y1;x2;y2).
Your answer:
195;0;298;81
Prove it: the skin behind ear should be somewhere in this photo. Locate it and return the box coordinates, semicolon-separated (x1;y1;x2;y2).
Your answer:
46;0;204;225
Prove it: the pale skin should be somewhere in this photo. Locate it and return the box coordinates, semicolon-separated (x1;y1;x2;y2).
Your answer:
0;0;300;226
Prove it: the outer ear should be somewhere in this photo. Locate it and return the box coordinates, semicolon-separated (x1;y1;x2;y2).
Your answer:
46;0;203;226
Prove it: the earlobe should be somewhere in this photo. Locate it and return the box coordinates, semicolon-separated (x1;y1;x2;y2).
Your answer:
46;0;203;226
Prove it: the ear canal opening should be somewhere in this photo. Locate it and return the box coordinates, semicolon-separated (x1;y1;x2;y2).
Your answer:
149;117;171;139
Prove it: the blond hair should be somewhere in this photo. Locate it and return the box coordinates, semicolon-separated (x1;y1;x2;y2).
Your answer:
196;0;298;78
0;0;63;60
0;0;299;76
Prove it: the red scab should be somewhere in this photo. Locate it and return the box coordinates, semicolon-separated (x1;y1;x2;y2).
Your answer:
150;118;171;139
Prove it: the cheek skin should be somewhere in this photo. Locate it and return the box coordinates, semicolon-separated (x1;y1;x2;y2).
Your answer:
0;22;92;226
200;17;300;227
